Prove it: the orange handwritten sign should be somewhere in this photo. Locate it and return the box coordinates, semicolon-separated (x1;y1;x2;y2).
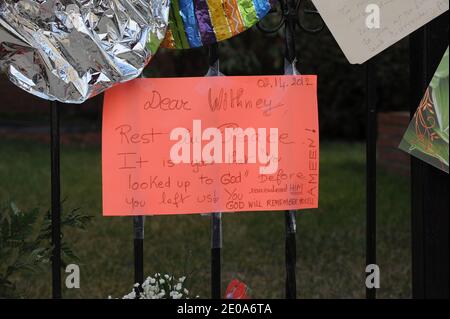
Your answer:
102;76;319;216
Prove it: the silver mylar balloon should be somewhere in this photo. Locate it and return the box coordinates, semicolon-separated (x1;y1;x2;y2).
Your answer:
0;0;169;103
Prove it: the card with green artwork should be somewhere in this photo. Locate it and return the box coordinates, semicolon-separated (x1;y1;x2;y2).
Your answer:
399;47;449;173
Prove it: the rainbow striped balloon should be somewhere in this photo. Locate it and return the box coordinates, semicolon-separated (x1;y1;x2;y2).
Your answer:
162;0;273;49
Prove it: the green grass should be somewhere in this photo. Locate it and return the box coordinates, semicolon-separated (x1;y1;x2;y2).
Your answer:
0;139;411;298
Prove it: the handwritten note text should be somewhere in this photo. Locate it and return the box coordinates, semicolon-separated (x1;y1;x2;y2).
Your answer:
102;76;319;215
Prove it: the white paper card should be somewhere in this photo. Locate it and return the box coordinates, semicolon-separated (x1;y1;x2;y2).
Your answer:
312;0;449;64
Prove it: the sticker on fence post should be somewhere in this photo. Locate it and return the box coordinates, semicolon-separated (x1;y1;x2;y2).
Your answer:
102;76;319;216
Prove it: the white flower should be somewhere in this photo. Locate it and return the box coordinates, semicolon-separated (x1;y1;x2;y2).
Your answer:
123;290;136;299
141;288;155;299
157;291;165;298
143;277;152;286
170;291;182;299
143;285;151;294
150;285;158;292
116;273;193;299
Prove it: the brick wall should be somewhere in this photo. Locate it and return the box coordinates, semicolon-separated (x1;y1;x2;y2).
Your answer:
377;112;411;176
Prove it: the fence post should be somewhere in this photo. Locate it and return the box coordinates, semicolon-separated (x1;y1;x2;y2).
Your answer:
50;100;62;299
283;0;298;300
211;212;222;299
207;43;223;299
409;12;449;298
365;59;377;299
133;216;145;295
132;71;146;296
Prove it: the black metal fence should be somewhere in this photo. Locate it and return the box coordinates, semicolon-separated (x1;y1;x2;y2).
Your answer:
47;1;449;299
409;13;449;299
